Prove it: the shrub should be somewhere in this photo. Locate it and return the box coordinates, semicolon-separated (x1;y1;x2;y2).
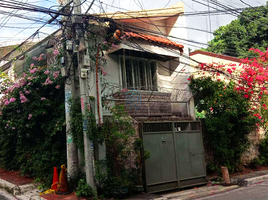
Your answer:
258;135;268;166
190;77;257;172
93;106;143;196
0;64;66;186
75;179;96;198
249;158;263;169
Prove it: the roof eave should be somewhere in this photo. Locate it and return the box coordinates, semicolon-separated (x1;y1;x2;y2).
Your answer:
91;5;184;20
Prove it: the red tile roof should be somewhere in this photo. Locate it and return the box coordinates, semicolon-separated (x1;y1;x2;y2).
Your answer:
189;50;241;63
113;30;184;52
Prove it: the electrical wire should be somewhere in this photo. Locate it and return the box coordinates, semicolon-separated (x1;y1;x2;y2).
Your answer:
239;0;254;8
90;6;239;81
0;2;74;62
0;0;27;31
200;0;268;28
0;0;71;17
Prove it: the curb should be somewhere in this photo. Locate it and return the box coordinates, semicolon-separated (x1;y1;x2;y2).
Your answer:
19;184;38;195
153;185;239;200
0;178;43;199
0;178;20;195
237;174;268;186
17;188;45;200
179;185;239;200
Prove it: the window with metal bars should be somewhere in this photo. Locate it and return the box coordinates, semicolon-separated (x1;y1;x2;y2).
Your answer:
120;57;157;91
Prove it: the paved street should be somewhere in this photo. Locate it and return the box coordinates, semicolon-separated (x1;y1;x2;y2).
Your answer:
199;181;268;200
0;189;16;200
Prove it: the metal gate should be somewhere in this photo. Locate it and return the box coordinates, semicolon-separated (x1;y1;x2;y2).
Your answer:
143;121;206;193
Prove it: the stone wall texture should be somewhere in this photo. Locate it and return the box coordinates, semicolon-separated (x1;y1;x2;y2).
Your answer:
241;128;265;164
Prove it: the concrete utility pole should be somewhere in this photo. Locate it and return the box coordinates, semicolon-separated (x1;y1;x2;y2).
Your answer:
73;0;97;190
62;0;79;179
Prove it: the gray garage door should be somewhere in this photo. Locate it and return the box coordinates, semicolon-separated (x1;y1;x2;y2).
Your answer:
143;121;206;193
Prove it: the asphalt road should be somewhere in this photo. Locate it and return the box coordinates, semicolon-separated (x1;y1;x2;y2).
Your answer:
0;190;16;200
198;181;268;200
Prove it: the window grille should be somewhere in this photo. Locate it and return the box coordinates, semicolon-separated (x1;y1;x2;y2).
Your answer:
121;57;157;91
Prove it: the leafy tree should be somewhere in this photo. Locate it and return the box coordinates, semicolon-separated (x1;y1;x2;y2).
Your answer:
205;2;268;58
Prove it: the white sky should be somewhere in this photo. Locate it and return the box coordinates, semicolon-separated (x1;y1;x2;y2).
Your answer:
0;0;267;50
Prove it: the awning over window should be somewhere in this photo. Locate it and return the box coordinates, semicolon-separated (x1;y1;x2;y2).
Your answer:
107;30;184;60
123;31;184;51
108;41;183;61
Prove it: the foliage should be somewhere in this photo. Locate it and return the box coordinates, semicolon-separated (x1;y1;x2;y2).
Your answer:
0;69;11;94
249;158;263;169
196;110;205;119
193;48;268;128
68;171;86;191
75;179;96;198
258;135;268;166
189;77;257;172
249;134;268;169
94;105;143;196
0;57;66;187
205;2;268;58
69;98;84;153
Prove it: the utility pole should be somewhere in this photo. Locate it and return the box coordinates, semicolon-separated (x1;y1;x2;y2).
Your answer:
62;0;79;179
73;0;97;190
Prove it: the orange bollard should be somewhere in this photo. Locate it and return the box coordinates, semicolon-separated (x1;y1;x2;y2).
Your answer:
56;165;70;194
221;166;231;185
51;167;59;190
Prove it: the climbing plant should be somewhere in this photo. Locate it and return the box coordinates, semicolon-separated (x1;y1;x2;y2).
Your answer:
69;98;84;153
94;105;144;196
0;52;66;186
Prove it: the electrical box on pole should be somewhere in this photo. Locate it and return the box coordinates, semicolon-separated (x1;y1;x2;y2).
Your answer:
72;16;83;24
83;55;90;67
81;69;88;79
66;40;73;51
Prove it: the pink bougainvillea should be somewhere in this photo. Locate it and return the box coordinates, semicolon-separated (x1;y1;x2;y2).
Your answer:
53;50;59;56
9;97;16;103
28;114;32;120
20;92;27;103
193;48;268;122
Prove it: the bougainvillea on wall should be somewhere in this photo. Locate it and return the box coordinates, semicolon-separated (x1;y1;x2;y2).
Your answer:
0;53;66;186
189;48;268;172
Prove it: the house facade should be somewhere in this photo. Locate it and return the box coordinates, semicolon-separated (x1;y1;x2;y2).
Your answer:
99;2;195;120
94;2;207;193
1;2;207;193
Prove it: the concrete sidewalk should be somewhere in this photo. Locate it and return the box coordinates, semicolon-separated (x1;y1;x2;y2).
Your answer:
0;169;42;200
232;170;268;186
0;169;268;200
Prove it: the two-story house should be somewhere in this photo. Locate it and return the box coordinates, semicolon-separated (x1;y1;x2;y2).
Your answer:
1;2;207;193
98;2;195;120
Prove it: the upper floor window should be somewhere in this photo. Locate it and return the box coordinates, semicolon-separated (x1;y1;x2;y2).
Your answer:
120;57;157;91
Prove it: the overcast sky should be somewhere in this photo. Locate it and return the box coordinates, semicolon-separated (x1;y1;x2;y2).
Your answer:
0;0;267;50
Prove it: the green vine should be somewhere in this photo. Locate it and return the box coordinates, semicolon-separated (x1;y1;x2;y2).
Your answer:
69;98;84;153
